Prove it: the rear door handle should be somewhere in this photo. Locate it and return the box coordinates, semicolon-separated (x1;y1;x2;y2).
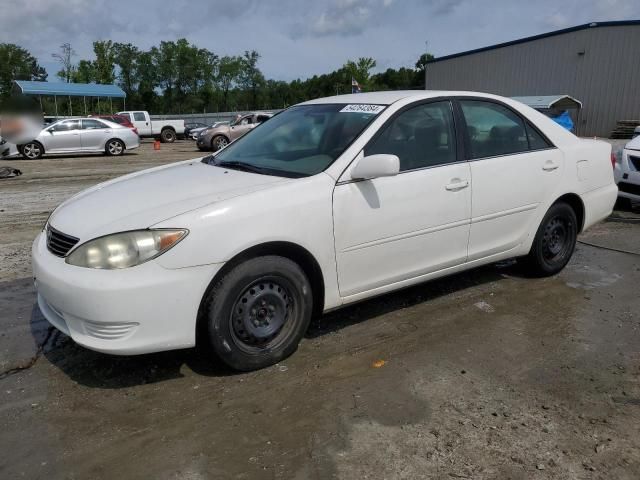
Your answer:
445;180;469;191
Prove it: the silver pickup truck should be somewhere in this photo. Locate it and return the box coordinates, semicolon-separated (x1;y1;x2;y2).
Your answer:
117;111;185;143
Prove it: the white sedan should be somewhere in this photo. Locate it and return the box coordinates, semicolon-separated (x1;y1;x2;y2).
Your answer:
20;118;139;159
614;134;640;207
32;91;617;371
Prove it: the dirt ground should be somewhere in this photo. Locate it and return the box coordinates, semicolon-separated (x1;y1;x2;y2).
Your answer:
1;141;639;479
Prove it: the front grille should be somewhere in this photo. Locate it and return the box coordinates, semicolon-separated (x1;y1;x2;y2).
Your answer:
618;181;640;196
47;226;79;257
628;155;640;171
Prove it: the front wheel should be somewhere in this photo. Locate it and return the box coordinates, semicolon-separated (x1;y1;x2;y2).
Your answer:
521;202;577;277
211;135;229;151
105;139;125;156
204;256;313;371
21;142;43;159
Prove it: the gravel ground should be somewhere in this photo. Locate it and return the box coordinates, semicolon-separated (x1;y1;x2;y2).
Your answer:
1;139;639;479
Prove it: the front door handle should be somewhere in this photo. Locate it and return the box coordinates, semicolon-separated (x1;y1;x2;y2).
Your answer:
542;161;559;171
445;179;469;191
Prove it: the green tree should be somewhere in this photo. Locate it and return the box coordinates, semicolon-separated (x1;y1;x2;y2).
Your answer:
93;40;116;84
0;43;47;103
240;50;265;109
343;57;377;89
72;60;95;83
113;42;140;96
217;55;243;111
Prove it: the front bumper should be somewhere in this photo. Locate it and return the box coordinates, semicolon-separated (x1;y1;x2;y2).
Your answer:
32;231;222;355
614;149;640;201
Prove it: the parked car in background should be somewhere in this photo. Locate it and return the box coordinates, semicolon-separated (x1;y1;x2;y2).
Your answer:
184;122;208;138
33;91;617;371
90;114;138;135
614;133;640;207
197;112;272;151
19;118;139;159
117;111;185;143
633;126;640;138
191;121;229;140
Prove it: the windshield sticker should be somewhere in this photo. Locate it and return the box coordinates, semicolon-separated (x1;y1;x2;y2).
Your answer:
339;104;385;114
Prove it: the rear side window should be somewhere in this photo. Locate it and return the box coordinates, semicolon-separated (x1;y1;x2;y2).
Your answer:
460;100;529;158
526;122;552;150
257;115;271;123
133;112;146;122
82;119;108;130
365;101;457;171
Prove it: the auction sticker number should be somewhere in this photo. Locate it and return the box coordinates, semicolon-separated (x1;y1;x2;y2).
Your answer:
339;104;385;114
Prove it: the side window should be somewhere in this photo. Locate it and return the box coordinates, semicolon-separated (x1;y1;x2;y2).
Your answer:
526;122;552;150
53;120;80;132
257;115;270;123
460;100;528;158
240;116;252;125
82;119;107;130
133;112;146;122
365;101;457;171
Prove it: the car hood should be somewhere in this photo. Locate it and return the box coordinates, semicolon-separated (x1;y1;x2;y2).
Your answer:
49;158;290;241
625;135;640;151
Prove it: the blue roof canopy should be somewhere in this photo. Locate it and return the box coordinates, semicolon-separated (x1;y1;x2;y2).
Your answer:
13;81;126;98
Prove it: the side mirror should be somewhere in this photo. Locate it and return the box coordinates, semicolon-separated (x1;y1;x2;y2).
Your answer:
350;154;400;180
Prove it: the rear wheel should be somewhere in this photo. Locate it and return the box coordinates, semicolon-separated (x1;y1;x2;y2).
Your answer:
161;129;176;143
522;202;577;277
211;135;229;151
20;142;43;159
204;256;313;371
105;139;125;156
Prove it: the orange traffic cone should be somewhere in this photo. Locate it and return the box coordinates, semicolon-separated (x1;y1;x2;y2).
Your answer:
154;140;161;150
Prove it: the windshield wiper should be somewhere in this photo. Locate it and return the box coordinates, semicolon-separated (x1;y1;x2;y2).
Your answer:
214;160;272;175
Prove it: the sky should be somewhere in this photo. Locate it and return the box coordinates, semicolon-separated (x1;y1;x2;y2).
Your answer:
1;0;639;82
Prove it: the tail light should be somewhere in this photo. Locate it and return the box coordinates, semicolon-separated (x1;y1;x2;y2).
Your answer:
611;152;616;169
132;127;138;136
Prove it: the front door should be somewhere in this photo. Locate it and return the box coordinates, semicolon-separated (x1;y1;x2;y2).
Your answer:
131;111;151;136
42;120;81;153
333;100;471;297
229;115;254;141
457;99;564;260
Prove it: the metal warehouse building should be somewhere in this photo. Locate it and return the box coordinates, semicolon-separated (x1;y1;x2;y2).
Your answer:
425;21;640;137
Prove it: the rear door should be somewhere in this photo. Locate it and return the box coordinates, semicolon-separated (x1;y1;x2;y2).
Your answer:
456;98;562;260
80;119;112;151
42;120;81;153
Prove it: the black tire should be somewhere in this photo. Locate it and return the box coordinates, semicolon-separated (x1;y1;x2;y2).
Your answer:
211;135;229;151
204;256;313;371
105;139;125;156
20;141;44;160
161;128;176;143
522;202;577;277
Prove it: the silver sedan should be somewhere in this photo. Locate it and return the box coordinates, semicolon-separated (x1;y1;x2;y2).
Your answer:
20;118;140;160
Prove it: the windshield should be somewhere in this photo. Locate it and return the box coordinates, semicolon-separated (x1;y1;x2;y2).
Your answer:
208;104;384;177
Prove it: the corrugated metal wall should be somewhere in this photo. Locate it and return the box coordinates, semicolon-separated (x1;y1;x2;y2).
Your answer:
425;24;640;137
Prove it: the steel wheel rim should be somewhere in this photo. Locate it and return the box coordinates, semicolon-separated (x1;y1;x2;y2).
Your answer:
542;215;572;261
108;141;122;155
229;276;295;354
24;143;40;158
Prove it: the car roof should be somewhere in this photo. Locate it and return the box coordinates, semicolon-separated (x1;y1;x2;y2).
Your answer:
298;90;504;106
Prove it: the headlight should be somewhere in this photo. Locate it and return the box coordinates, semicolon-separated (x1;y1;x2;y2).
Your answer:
65;229;188;269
